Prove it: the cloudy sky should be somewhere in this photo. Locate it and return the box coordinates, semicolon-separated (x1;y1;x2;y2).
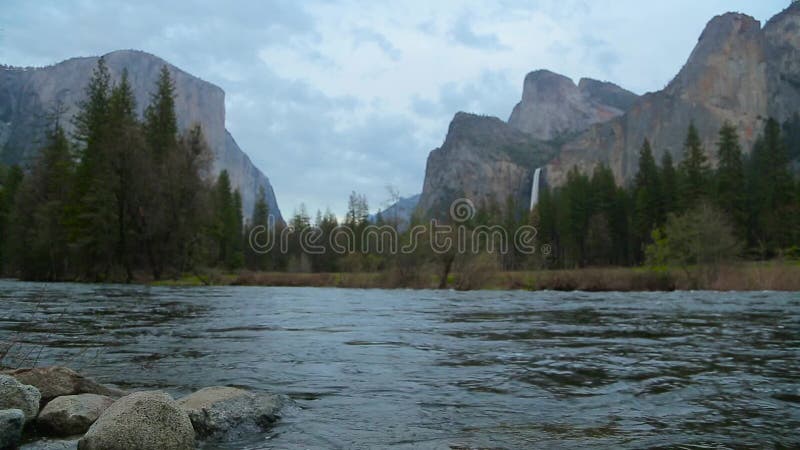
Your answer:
0;0;788;217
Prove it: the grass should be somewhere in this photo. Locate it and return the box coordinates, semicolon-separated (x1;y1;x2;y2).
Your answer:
157;261;800;291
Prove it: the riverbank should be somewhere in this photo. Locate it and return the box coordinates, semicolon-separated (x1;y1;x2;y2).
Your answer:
152;261;800;291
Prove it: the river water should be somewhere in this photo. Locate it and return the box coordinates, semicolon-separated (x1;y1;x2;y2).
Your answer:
0;280;798;449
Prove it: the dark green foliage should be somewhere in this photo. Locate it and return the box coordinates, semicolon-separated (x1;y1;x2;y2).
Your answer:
746;118;796;255
9;122;74;280
714;123;747;238
144;66;178;160
0;165;23;271
0;60;220;281
633;139;663;260
537;120;798;269
678;123;711;209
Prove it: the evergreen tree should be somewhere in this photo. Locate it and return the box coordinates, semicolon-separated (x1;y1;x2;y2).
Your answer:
144;66;178;160
660;151;678;218
678;123;711;209
0;165;23;272
72;59;116;279
212;170;243;269
9;121;74;280
714;122;746;238
633;139;663;260
747;118;794;254
245;186;271;271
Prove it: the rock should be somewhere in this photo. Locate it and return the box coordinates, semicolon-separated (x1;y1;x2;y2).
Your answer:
0;409;24;450
508;69;637;140
37;394;114;437
0;375;41;423
20;437;79;450
3;367;126;403
177;386;283;439
77;391;194;450
416;112;555;217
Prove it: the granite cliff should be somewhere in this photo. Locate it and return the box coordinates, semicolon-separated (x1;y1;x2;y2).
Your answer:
0;50;281;221
417;4;800;217
547;5;800;186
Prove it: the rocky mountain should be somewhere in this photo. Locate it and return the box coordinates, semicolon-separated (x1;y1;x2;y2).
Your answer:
0;50;282;221
370;194;420;230
417;113;554;217
417;4;800;217
508;70;638;140
547;4;800;186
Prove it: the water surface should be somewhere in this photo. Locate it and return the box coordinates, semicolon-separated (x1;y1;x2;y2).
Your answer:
1;280;798;449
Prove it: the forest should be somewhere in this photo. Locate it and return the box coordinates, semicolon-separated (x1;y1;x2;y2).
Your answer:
0;58;799;287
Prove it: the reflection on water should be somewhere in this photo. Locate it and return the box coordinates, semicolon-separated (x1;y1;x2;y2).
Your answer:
1;281;798;449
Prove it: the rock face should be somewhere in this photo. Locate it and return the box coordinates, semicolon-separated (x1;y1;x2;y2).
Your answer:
176;386;283;440
37;394;114;437
417;112;555;217
508;70;638;140
370;194;420;230
418;5;800;217
4;367;125;403
0;409;24;450
0;374;41;423
547;5;800;186
78;391;194;450
0;49;281;221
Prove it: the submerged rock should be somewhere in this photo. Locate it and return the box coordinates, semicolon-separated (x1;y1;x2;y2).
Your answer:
3;367;126;403
37;394;114;437
77;391;194;450
177;386;283;439
0;375;41;423
0;409;25;450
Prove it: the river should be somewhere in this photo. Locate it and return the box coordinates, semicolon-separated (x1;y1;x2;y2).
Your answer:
1;280;798;449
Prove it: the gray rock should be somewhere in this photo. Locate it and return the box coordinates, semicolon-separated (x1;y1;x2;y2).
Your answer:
37;394;114;437
0;409;24;450
177;386;283;439
416;112;555;217
3;367;125;403
508;69;637;140
77;391;194;450
20;437;79;450
0;375;41;423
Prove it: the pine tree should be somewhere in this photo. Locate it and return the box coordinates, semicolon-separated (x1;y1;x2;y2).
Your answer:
10;121;74;280
246;186;271;271
633;139;663;259
72;59;116;279
660;151;677;218
747;118;794;254
144;66;178;160
714;122;746;238
678;123;711;209
0;165;23;272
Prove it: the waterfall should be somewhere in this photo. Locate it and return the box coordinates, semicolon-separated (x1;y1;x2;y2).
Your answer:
529;167;542;210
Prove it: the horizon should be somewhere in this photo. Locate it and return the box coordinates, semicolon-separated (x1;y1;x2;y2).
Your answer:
0;0;789;217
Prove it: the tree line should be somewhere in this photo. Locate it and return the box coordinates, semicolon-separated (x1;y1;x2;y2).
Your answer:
0;59;258;281
0;58;798;283
535;118;800;269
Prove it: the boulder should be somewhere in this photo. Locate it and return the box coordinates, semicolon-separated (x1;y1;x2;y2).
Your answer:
77;391;194;450
19;437;80;450
177;386;283;439
0;409;24;450
0;375;41;423
37;394;114;437
3;367;126;403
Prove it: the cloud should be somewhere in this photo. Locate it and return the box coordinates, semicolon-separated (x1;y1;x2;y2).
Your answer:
449;15;508;50
352;27;401;61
